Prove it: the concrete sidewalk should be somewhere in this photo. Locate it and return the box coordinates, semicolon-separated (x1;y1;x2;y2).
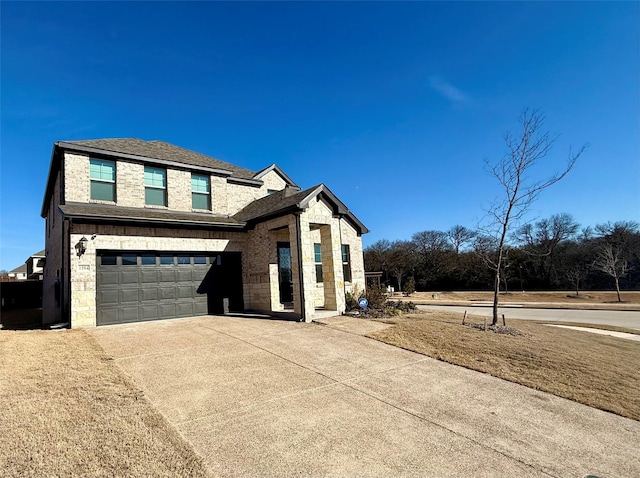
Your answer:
89;315;639;477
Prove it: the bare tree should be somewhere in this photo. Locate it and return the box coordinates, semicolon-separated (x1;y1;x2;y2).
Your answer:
448;225;477;254
565;267;586;297
387;240;415;292
593;243;628;302
412;230;451;254
514;213;579;285
483;109;587;325
364;239;391;284
412;230;452;288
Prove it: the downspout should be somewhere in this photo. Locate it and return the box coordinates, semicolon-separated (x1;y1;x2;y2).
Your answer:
65;217;72;327
294;213;306;322
61;151;71;328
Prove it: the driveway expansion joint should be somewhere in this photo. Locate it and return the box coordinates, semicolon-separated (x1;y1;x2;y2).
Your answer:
88;316;637;477
192;320;561;477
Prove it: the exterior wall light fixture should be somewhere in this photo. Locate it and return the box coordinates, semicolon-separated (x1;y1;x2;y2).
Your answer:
75;236;88;257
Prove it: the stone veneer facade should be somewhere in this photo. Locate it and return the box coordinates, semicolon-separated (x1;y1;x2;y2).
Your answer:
63;152;288;214
43;148;366;327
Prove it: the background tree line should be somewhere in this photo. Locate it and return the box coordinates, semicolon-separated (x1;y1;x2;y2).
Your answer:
364;216;640;295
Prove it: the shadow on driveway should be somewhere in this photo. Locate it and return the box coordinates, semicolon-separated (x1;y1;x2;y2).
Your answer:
0;308;43;330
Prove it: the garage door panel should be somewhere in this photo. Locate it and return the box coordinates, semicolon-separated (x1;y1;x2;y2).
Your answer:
158;303;176;318
120;306;140;322
159;287;176;300
178;286;193;299
120;270;139;284
140;305;159;320
159;270;176;282
97;251;243;326
176;302;195;316
98;271;119;285
140;270;159;283
99;308;119;325
193;300;208;315
192;268;208;282
98;289;119;305
176;269;192;282
141;288;158;301
120;289;139;303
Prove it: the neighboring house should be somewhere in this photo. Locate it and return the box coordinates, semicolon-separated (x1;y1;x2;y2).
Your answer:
41;138;368;327
26;250;45;280
6;264;28;281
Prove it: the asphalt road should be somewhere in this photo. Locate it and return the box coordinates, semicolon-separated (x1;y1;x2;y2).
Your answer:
417;304;640;330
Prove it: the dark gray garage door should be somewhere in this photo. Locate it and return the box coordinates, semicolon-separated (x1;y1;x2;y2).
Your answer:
96;251;243;326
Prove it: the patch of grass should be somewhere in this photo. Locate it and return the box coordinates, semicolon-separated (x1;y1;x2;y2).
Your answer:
0;329;212;478
367;311;640;421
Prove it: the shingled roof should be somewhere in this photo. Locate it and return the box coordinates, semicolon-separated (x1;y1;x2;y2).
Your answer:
59;202;244;228
57;138;257;179
234;187;316;223
235;184;369;234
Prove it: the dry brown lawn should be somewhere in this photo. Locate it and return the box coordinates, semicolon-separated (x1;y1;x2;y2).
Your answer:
0;329;212;478
403;290;640;307
368;310;640;421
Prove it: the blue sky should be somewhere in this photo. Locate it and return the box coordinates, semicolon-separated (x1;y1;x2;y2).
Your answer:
1;1;638;271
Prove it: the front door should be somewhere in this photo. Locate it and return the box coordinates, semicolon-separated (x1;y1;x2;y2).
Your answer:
277;242;293;304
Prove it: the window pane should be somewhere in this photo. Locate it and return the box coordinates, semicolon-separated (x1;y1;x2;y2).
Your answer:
159;254;173;265
191;174;209;192
342;245;351;282
343;264;352;283
192;192;210;210
144;167;166;187
314;243;322;263
91;181;115;201
315;264;323;283
122;254;137;265
177;254;190;265
342;245;350;262
101;255;117;265
90;159;115;180
194;255;206;264
145;187;166;206
141;254;156;265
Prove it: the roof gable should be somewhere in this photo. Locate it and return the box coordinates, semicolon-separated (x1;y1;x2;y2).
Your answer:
234;184;368;235
253;164;299;189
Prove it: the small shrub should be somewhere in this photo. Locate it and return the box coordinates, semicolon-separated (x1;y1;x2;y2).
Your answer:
404;277;416;296
345;290;359;311
365;286;388;310
343;287;416;318
385;300;417;314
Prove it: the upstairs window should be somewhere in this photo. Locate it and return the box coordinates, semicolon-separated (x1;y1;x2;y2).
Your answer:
342;244;352;282
191;174;210;210
314;243;323;283
144;167;167;206
90;159;116;201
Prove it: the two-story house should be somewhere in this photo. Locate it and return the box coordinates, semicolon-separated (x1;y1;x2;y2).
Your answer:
26;250;45;280
41;139;367;327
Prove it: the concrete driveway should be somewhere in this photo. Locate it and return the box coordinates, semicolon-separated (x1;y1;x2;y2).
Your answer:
89;315;639;477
